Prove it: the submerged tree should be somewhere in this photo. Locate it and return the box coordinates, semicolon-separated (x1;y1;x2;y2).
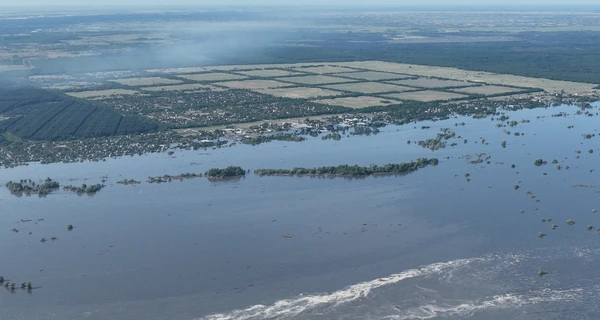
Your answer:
538;269;546;276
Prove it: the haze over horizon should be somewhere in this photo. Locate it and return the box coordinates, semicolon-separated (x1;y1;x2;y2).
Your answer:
1;0;600;6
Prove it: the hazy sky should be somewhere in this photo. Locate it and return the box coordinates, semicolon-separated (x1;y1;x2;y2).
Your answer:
1;0;600;6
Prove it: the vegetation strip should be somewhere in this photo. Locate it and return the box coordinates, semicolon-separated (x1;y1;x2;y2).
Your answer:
254;158;438;177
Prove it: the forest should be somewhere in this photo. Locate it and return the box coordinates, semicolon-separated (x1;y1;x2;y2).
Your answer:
217;31;600;84
0;80;158;142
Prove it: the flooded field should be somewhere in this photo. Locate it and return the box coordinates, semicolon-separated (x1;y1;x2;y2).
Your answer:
1;104;600;320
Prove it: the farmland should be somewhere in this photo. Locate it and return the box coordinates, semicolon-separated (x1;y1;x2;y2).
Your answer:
234;69;303;77
341;71;411;81
383;90;468;102
256;87;343;99
277;75;357;85
110;77;183;87
389;78;474;89
216;80;293;90
178;73;248;82
322;82;413;94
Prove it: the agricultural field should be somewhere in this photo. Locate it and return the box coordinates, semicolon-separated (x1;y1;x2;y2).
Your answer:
178;73;247;82
216;80;293;90
383;90;468;102
337;61;597;95
290;65;356;74
233;69;303;77
322;82;413;94
341;71;411;81
66;89;141;99
277;75;356;85
110;77;183;87
452;85;525;96
314;96;399;108
256;87;342;99
389;78;474;89
140;83;222;92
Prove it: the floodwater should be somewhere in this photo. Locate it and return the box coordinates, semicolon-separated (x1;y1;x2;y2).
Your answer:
1;104;600;320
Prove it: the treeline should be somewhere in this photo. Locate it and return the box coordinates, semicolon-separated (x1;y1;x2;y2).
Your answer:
147;173;202;183
63;183;105;194
254;158;439;177
0;81;157;141
5;178;60;196
205;166;246;178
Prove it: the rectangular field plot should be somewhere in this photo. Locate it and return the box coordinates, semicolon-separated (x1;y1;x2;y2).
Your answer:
140;84;220;92
66;89;140;99
341;71;411;81
383;90;468;102
234;69;303;77
276;75;356;85
451;85;524;95
256;87;342;99
291;65;357;74
216;80;293;90
322;82;413;94
314;96;399;109
178;73;247;82
111;77;183;86
388;78;473;89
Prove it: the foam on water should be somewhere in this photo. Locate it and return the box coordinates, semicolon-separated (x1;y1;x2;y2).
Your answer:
200;255;509;320
386;288;584;320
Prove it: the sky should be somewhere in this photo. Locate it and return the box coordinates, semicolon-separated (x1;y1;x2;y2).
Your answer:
1;0;599;6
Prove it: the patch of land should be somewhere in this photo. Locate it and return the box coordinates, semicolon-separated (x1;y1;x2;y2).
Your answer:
291;65;356;74
341;71;411;81
322;82;414;94
383;90;468;102
277;75;356;85
140;83;222;92
110;77;183;87
314;96;398;108
451;85;525;96
234;69;303;78
388;78;474;89
66;89;141;99
178;73;248;82
257;87;342;99
216;80;294;90
337;61;596;94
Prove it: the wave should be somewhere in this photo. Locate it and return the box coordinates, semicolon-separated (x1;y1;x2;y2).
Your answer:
385;288;584;320
200;254;517;320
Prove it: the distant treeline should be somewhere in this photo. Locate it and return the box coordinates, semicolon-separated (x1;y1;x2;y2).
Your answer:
254;158;439;177
0;80;157;142
218;31;600;84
